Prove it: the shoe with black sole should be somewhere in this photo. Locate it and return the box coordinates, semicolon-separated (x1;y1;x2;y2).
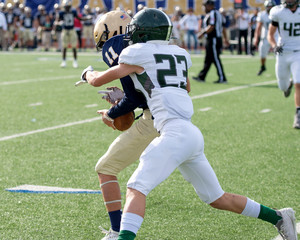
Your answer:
257;66;266;76
192;76;205;82
214;80;227;84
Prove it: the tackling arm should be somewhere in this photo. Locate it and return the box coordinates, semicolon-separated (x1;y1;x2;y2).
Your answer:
86;64;144;87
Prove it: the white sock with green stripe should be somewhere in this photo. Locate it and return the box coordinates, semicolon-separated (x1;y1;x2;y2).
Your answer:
120;212;144;235
241;198;260;218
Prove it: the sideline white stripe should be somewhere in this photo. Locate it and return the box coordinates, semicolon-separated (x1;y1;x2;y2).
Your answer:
0;80;277;142
0;75;78;86
191;80;276;100
0;117;101;142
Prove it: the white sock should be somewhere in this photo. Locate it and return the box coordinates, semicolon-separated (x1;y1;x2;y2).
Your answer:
241;198;260;218
120;212;144;235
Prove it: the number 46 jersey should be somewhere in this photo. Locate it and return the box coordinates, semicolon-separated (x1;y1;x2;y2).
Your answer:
119;41;193;131
269;5;300;51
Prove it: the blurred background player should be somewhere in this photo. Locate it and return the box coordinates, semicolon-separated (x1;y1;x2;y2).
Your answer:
34;4;47;50
0;3;8;51
58;0;87;68
268;0;300;129
254;0;276;76
249;7;259;55
20;7;34;50
52;3;63;52
91;10;159;240
82;5;94;50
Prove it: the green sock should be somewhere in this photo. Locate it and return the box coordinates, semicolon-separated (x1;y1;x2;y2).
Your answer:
258;205;282;225
118;230;136;240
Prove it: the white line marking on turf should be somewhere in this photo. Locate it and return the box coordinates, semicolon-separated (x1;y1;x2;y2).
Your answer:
199;107;212;112
85;104;98;108
28;102;43;107
0;80;277;142
6;184;101;194
0;75;78;86
191;80;276;100
272;222;300;240
0;117;101;142
260;109;271;113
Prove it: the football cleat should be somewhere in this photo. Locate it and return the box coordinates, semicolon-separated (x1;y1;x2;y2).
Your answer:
257;66;266;76
73;60;78;68
275;208;297;240
284;80;293;98
99;226;119;240
293;110;300;129
60;61;66;68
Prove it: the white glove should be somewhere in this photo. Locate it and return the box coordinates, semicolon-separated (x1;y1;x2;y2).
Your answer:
75;79;88;87
81;65;94;81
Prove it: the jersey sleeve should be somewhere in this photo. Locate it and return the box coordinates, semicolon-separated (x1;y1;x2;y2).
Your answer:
269;6;279;22
256;12;262;22
119;44;148;66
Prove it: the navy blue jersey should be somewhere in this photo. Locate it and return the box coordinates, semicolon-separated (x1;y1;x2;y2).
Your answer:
82;13;94;26
35;12;47;26
102;35;148;119
23;16;34;28
59;9;77;30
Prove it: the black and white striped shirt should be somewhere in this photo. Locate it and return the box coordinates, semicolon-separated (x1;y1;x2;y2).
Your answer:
203;9;224;39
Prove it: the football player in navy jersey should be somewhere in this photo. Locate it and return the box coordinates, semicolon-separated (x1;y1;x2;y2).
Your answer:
21;7;34;50
58;0;90;68
82;10;160;240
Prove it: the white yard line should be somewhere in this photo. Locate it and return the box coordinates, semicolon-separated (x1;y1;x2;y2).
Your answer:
0;75;78;86
0;80;277;142
191;80;276;100
0;117;101;142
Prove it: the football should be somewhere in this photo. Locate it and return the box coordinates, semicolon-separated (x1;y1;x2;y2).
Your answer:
114;111;135;131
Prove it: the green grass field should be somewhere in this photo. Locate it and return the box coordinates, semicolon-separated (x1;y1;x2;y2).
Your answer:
0;50;299;240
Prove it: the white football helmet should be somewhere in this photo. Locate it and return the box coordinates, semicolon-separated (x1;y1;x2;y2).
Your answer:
281;0;299;8
62;0;72;7
94;10;131;51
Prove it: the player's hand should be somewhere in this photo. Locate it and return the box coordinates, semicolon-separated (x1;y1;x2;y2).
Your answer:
98;87;124;105
274;45;283;55
81;65;94;81
97;109;116;130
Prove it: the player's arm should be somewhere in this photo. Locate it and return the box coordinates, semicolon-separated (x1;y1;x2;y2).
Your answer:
85;64;144;87
186;77;191;93
267;21;278;49
254;21;262;47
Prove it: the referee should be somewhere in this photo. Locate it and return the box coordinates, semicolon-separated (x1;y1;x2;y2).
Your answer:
193;0;228;84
